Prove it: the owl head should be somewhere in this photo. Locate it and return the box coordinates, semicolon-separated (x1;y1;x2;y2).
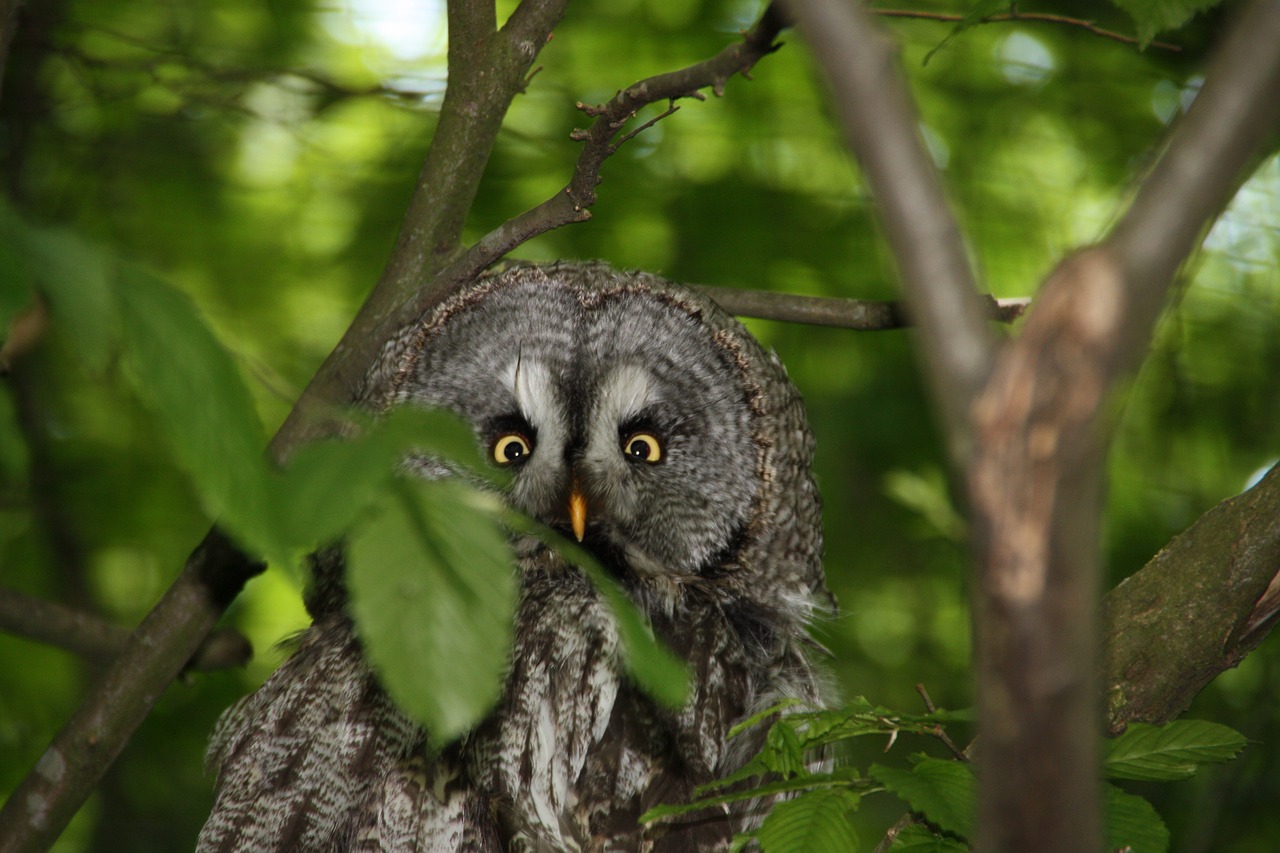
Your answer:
359;261;826;618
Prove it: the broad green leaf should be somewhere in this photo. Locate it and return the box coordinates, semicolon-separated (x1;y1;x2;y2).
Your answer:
1107;0;1222;45
1105;720;1247;781
756;788;860;853
1105;783;1170;853
274;406;487;550
503;514;689;708
6;209;118;372
376;405;497;483
888;823;970;852
348;478;516;744
113;265;278;557
870;757;976;839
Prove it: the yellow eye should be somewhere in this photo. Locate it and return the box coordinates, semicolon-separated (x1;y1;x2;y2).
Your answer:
623;432;663;464
493;433;533;465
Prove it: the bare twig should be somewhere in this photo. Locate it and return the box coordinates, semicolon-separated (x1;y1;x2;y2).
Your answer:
418;3;790;319
783;0;996;471
873;8;1182;52
0;586;251;672
914;683;969;761
697;285;1028;329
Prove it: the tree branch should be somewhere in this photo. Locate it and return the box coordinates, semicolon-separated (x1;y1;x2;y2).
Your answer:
963;2;1280;849
783;0;996;471
271;0;571;454
0;529;261;853
695;285;1028;329
0;586;251;672
415;3;790;318
873;8;1182;53
1106;0;1280;367
0;4;790;848
1104;462;1280;733
788;1;1280;851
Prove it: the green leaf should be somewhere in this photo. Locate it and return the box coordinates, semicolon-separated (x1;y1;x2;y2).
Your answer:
756;788;860;853
0;206;118;372
113;266;278;557
870;757;975;839
1105;720;1247;781
1106;0;1222;45
274;406;487;550
888;823;970;852
347;478;517;744
1105;783;1170;853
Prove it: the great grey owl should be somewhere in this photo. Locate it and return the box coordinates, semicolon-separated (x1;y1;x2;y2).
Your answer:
198;261;831;852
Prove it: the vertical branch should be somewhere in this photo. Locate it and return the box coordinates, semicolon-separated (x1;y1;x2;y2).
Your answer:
970;2;1280;850
788;0;1280;850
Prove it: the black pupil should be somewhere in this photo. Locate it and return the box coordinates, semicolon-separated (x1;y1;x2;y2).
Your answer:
503;439;525;461
628;438;650;459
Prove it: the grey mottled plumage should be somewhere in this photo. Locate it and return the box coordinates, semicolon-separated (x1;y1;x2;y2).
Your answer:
199;262;831;852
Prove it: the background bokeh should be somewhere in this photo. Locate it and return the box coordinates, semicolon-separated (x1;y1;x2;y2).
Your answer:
1;1;1278;849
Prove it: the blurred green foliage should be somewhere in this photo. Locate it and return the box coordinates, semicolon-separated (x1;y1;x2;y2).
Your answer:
1;0;1277;850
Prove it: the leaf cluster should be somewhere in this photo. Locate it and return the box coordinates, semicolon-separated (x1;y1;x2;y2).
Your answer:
643;695;1245;853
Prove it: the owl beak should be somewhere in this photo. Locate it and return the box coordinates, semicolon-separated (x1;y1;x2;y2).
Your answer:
568;486;588;542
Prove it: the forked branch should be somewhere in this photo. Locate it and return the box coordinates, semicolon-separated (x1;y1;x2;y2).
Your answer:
420;4;790;320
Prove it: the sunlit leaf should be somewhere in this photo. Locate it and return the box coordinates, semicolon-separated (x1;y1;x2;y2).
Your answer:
1105;720;1247;781
1106;783;1170;853
755;788;859;853
870;757;975;839
348;478;517;744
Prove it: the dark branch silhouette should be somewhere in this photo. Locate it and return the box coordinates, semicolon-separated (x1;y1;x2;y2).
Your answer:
0;586;251;672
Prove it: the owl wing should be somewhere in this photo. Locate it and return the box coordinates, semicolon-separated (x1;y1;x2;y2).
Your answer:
197;615;421;852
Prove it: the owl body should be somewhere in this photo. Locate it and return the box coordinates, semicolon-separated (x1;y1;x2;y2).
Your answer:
199;263;830;852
